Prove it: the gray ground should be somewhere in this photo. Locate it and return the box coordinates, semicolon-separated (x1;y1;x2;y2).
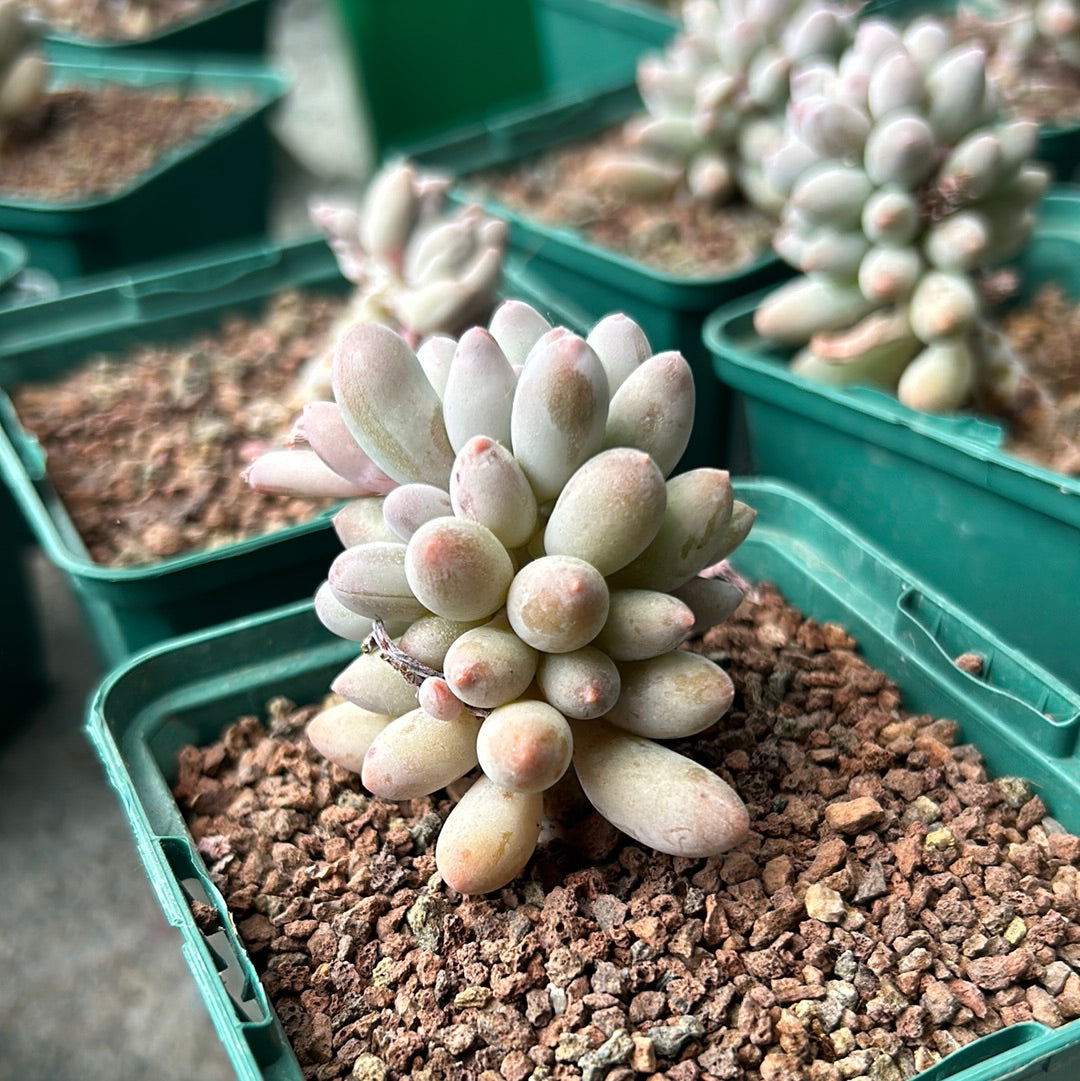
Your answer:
0;2;369;1078
0;555;240;1081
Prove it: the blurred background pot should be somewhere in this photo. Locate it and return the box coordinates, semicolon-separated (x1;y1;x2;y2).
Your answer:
705;191;1080;690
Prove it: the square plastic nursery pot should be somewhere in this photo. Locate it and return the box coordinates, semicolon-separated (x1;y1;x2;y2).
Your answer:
704;191;1080;693
0;50;287;282
0;236;356;671
330;0;676;157
407;85;789;476
85;477;1080;1081
42;0;272;54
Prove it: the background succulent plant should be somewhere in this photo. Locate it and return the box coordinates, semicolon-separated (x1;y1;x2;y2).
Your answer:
248;302;756;895
0;0;47;145
992;0;1080;71
752;14;1050;413
290;158;508;405
591;0;858;213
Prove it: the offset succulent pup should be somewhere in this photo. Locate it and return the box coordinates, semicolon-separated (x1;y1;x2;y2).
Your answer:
290;159;508;405
0;0;47;146
591;0;858;213
248;302;755;895
753;15;1050;414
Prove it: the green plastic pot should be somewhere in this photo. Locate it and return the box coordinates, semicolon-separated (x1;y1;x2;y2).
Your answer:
85;477;1080;1080
0;236;355;671
330;0;675;157
2;227;47;718
530;0;677;99
42;0;272;53
0;50;287;281
705;190;1080;692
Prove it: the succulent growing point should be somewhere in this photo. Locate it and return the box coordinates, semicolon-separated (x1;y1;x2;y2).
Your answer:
752;15;1050;413
249;303;756;895
591;0;858;213
0;0;47;145
290;158;509;405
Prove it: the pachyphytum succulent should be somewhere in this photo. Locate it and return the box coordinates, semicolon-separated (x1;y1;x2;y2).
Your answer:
752;15;1050;413
993;0;1080;71
591;0;858;213
290;158;508;405
0;0;47;144
247;302;755;895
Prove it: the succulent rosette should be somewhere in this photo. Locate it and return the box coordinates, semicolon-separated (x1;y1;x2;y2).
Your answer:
247;301;755;894
291;159;508;405
592;0;858;213
753;15;1050;413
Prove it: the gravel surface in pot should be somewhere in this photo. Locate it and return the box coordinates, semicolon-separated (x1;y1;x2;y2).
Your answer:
10;289;346;566
175;582;1080;1081
1;86;240;201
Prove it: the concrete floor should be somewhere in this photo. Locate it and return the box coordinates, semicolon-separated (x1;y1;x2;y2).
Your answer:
0;2;370;1077
0;555;238;1081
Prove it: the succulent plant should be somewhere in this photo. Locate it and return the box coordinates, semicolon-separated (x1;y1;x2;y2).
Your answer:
752;15;1050;413
290;159;508;405
247;302;756;895
591;0;858;213
992;0;1080;71
0;0;47;144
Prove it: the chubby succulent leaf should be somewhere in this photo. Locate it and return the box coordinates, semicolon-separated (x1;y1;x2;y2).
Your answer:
292;401;398;495
243;449;370;499
603;350;696;477
435;776;543;895
333;322;456;486
572;721;750;858
306;700;393;775
442;327;517;452
510;329;610;502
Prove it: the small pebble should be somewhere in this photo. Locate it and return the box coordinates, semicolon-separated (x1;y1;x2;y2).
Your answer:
825;797;886;835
